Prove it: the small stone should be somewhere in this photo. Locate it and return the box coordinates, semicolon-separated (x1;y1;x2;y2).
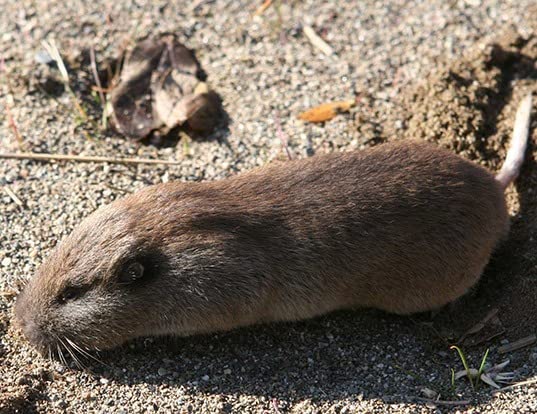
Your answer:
99;378;109;385
35;50;54;65
421;387;438;399
223;368;232;375
16;375;31;386
158;367;168;376
1;257;11;266
201;375;210;381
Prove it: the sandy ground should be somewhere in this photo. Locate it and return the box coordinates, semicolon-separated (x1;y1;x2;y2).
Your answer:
1;0;537;413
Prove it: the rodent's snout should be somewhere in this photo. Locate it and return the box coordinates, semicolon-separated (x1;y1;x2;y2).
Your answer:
13;290;29;331
14;291;50;354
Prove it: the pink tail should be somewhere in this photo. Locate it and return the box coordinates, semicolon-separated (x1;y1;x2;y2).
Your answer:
496;93;533;190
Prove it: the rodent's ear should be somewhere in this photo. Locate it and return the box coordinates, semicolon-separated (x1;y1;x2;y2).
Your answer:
118;261;145;284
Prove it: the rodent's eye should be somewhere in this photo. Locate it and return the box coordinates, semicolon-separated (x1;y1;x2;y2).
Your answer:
58;286;85;304
118;261;145;285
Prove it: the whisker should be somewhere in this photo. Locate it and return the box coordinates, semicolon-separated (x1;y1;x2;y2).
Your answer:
65;338;90;369
59;337;84;370
67;338;108;367
56;337;70;367
57;339;68;366
56;343;66;366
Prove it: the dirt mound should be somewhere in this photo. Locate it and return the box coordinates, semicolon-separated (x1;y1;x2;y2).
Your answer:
391;29;535;160
377;24;537;340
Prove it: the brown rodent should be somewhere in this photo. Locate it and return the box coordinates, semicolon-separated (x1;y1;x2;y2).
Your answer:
15;94;532;355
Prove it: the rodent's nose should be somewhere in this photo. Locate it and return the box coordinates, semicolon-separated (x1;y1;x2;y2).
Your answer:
13;292;28;330
14;293;49;353
18;316;50;353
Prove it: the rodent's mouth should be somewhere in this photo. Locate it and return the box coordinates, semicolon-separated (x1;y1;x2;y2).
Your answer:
15;320;57;357
14;286;133;359
20;326;121;363
14;301;113;360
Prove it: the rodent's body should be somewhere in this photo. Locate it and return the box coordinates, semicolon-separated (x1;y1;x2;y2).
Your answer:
14;95;533;354
14;142;510;348
158;142;507;325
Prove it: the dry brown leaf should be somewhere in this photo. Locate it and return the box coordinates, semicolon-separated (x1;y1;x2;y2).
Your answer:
185;91;223;132
254;0;272;16
498;335;537;354
298;100;355;123
109;34;222;141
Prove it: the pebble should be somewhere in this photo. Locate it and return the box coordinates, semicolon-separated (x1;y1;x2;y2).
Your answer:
34;50;54;64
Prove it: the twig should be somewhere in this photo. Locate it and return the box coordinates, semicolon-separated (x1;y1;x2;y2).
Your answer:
498;335;536;354
41;39;89;122
492;377;537;394
4;102;23;145
458;308;499;343
303;25;335;56
3;187;25;208
412;397;470;406
90;46;108;129
275;113;292;160
0;152;182;166
1;57;24;147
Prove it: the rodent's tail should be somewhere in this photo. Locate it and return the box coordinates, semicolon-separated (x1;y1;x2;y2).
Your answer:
495;93;533;190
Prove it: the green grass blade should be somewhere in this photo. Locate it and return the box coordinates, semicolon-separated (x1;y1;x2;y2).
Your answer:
450;345;474;388
476;348;490;388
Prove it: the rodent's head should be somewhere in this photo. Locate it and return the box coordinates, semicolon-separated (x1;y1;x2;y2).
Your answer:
14;189;187;356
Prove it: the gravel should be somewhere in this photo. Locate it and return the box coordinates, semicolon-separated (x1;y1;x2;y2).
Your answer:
1;0;536;413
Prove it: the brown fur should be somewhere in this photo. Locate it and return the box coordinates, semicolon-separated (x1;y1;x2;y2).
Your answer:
15;141;510;353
